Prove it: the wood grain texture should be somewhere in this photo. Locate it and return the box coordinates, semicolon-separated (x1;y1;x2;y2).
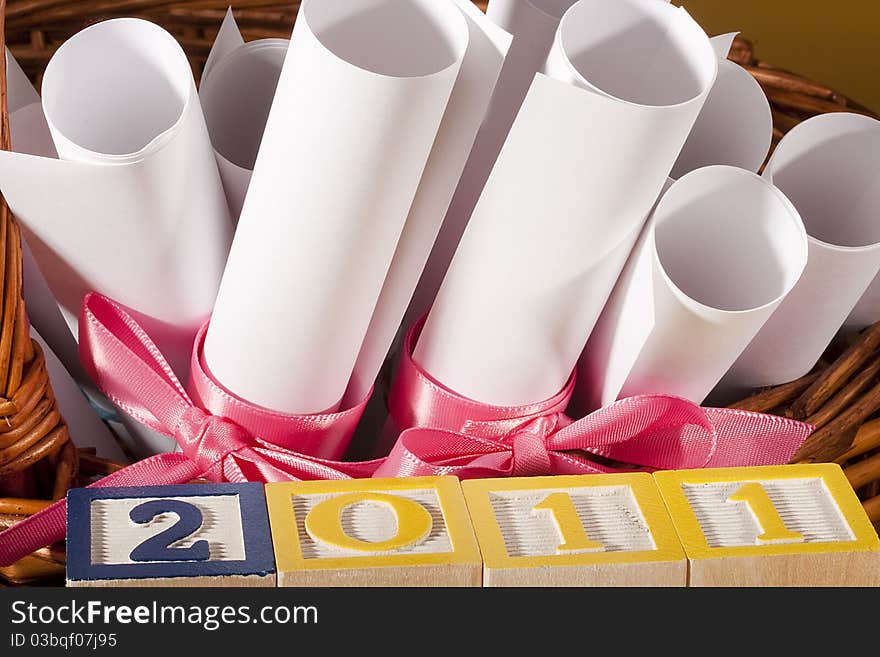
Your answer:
689;550;880;587
277;563;480;588
484;560;686;588
68;572;275;587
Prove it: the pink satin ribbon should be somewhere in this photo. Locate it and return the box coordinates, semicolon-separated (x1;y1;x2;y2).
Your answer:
0;302;813;566
0;294;379;566
374;320;813;478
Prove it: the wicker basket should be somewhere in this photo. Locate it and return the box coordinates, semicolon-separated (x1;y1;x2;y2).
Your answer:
0;1;877;585
0;0;74;586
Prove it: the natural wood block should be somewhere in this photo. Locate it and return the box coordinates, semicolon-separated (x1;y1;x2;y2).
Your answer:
460;473;687;587
654;464;880;587
265;476;482;587
66;483;276;587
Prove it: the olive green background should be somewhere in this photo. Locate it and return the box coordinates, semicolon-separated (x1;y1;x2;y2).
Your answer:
677;1;879;113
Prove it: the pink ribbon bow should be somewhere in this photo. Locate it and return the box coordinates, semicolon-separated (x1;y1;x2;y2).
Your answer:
373;320;814;479
0;294;379;566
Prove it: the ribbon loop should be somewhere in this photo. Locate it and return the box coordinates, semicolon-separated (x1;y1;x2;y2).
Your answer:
508;416;557;477
550;395;719;471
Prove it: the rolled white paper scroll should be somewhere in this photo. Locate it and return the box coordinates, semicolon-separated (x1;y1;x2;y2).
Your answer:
5;49;159;456
0;19;233;379
414;0;717;407
406;0;580;326
200;10;287;221
843;123;880;329
577;166;808;409
204;0;469;415
342;0;512;405
670;33;772;180
719;112;880;395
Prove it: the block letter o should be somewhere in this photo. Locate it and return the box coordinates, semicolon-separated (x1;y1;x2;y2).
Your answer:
304;492;433;552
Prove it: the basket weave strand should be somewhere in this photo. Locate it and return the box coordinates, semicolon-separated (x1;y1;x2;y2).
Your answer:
0;0;72;506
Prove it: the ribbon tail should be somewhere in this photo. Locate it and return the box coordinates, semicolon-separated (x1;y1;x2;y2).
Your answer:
705;408;814;467
0;454;200;566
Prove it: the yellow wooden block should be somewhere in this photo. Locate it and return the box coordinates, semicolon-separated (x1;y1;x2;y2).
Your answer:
461;473;687;587
265;476;482;587
654;464;880;587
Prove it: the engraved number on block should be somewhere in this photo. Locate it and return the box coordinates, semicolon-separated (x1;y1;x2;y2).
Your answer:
292;487;452;559
129;500;210;562
489;486;657;558
533;493;604;553
90;495;248;565
305;492;433;553
727;483;803;545
681;477;856;548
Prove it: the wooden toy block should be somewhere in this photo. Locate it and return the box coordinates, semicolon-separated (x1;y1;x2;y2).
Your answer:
653;464;880;587
264;476;482;587
66;483;275;587
460;473;687;587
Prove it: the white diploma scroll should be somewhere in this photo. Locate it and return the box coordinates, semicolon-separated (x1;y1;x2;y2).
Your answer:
720;112;880;395
0;19;233;379
342;0;512;405
406;0;579;326
577;166;808;409
204;0;470;415
414;0;717;407
200;10;287;222
670;33;773;179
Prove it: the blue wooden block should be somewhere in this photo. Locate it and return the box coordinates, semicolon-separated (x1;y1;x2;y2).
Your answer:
66;483;275;587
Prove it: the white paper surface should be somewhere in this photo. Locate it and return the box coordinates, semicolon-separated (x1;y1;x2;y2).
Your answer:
406;0;579;326
0;19;233;380
342;0;512;405
200;10;287;221
31;329;127;463
202;8;244;78
204;0;469;414
719;113;880;395
414;0;717;407
577;166;807;410
22;238;86;382
5;47;39;113
670;33;772;179
843;121;880;329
